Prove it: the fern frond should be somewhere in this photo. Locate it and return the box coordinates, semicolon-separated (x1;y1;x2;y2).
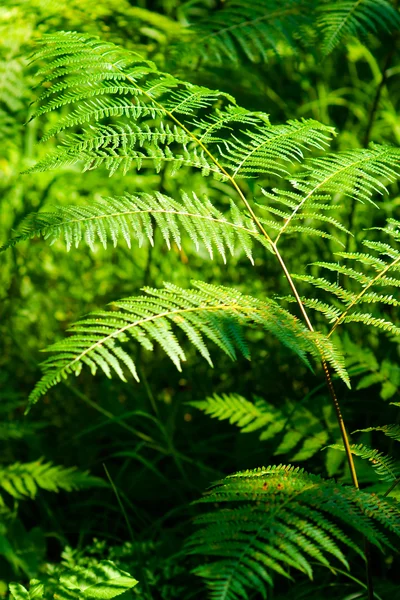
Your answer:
1;192;260;263
354;424;400;443
327;443;399;482
182;0;309;65
28;281;349;406
26;31;333;181
290;222;400;338
0;57;24;112
318;0;400;55
259;145;400;245
9;560;137;600
189;393;331;461
188;465;400;600
286;296;344;322
219;118;333;179
188;393;280;432
0;460;106;500
340;312;400;335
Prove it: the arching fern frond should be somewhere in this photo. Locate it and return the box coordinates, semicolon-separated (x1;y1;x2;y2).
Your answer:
181;0;309;65
0;460;106;500
318;0;400;56
1;192;261;264
28;281;349;407
26;31;333;181
327;443;399;482
188;465;400;600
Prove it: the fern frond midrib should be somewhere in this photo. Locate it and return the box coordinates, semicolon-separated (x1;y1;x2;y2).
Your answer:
50;301;251;375
39;209;258;236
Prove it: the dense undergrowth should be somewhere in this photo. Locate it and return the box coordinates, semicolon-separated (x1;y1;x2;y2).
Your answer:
1;1;400;599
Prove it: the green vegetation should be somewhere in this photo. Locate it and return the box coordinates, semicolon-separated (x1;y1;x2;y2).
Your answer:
1;1;400;598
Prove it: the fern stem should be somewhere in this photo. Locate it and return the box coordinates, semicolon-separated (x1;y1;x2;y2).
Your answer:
273;243;360;490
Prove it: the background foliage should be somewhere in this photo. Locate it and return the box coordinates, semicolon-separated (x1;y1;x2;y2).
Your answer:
1;1;400;598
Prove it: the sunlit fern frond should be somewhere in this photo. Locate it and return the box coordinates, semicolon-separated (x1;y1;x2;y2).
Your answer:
219;118;333;180
28;281;349;406
0;460;106;500
26;32;333;180
188;465;400;600
318;0;400;56
181;0;310;65
189;393;330;461
289;218;400;337
0;192;261;264
327;443;399;482
9;560;138;600
259;145;400;245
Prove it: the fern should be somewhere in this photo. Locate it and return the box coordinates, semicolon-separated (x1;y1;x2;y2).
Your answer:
23;31;333;181
327;442;399;482
290;219;400;338
189;393;280;432
1;192;261;263
0;460;106;500
255;144;400;252
188;465;400;600
355;424;400;443
28;281;348;406
181;0;310;65
318;0;400;55
189;393;330;461
4;11;400;600
9;560;137;600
